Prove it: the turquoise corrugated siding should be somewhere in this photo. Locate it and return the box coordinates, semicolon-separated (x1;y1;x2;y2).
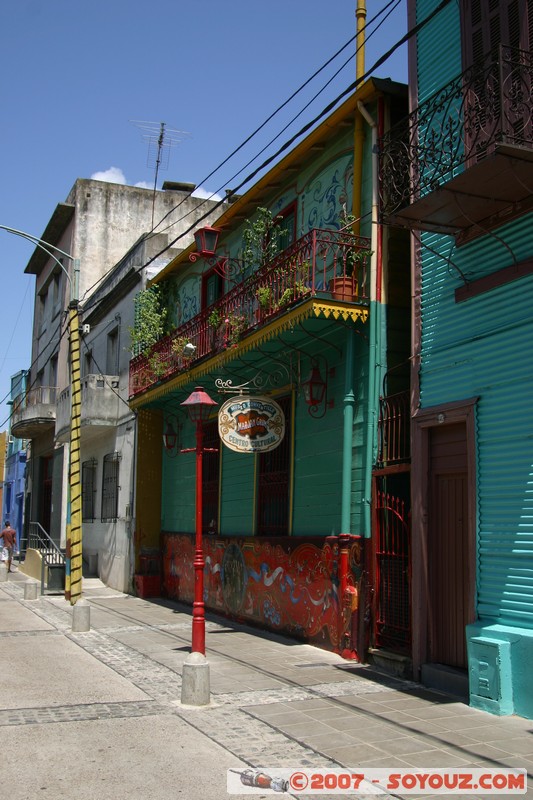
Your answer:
419;212;533;628
417;0;461;102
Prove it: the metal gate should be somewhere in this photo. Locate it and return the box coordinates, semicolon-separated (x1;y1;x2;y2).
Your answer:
373;488;411;653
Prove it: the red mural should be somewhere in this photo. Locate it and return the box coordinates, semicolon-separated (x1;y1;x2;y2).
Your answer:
162;533;363;652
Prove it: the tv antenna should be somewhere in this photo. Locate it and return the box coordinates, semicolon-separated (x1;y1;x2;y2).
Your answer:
130;120;190;228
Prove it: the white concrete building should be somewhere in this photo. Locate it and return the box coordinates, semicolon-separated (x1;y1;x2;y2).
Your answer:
12;178;224;591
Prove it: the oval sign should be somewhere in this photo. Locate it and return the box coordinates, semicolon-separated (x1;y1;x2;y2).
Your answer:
218;395;285;454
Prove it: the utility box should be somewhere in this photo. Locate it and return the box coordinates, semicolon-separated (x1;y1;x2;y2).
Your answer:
467;635;513;715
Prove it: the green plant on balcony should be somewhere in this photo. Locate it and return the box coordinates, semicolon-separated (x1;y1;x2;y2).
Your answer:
148;352;169;380
208;307;223;329
226;312;247;345
242;207;288;272
129;285;167;356
330;211;373;300
256;285;273;310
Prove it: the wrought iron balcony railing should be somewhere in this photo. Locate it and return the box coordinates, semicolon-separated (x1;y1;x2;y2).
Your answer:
129;227;371;398
379;46;533;221
376;391;410;468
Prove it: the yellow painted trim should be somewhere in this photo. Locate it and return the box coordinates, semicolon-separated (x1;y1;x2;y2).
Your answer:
129;299;368;408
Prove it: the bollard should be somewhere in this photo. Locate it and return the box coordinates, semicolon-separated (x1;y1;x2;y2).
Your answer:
72;598;91;632
24;581;39;600
181;651;210;706
0;564;7;582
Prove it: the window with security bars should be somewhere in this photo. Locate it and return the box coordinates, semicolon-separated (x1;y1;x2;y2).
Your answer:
82;460;97;521
101;453;120;521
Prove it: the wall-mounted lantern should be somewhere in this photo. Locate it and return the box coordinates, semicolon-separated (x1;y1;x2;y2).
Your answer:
302;360;335;419
193;226;221;258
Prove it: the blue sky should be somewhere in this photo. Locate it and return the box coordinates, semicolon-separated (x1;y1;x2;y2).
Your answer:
0;0;407;429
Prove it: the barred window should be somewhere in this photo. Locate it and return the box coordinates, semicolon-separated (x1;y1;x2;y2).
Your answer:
82;459;97;521
101;452;120;521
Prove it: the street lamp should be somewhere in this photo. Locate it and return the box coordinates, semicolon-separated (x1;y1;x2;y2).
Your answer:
179;386;218;707
180;386;218;655
0;225;83;607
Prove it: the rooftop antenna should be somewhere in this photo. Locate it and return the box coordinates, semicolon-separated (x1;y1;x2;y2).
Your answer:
130;120;190;228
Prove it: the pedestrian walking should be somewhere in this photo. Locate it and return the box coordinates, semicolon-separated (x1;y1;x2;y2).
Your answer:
1;521;16;573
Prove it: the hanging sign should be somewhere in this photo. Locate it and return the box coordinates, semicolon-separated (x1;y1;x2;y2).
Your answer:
218;395;285;454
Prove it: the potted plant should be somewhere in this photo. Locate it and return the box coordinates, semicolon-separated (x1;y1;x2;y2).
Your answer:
328;212;372;302
226;312;247;346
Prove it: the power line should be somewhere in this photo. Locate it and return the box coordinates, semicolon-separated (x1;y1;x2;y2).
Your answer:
148;0;402;239
142;0;453;271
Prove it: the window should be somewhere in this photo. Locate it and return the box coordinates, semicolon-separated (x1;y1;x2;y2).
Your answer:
201;267;223;311
49;355;58;402
256;395;292;535
84;349;93;377
82;460;97;521
52;270;62;316
461;0;532;67
202;421;220;534
277;202;297;249
101;452;120;521
106;327;119;375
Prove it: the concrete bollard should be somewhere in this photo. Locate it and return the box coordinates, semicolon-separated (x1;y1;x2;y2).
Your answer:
24;581;40;600
72;598;91;632
181;651;210;706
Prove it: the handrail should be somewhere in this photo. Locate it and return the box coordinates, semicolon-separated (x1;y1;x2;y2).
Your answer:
28;521;65;566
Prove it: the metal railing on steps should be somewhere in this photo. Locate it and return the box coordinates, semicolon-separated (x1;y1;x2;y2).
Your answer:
26;522;66;594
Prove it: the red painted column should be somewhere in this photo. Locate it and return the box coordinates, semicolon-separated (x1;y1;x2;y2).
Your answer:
191;420;206;655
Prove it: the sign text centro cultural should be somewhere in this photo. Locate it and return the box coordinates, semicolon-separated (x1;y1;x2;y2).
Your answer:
218;395;285;453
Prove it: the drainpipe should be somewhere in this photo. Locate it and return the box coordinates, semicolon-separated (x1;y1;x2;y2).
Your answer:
341;0;367;534
340;330;356;535
351;0;367;234
357;99;379;538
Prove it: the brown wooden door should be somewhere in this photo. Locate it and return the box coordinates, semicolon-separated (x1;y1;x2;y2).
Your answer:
427;423;471;668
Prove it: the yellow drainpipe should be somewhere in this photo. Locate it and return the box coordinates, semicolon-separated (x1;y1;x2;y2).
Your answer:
351;0;366;234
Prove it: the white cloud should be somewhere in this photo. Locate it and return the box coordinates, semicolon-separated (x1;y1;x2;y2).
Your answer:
134;181;153;189
191;186;224;202
90;167;127;184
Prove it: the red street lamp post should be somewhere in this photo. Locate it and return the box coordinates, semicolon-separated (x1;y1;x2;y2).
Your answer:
180;387;218;655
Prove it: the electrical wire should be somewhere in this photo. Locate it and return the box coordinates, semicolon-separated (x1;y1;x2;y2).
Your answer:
141;0;453;271
152;0;403;242
147;0;403;239
79;332;133;412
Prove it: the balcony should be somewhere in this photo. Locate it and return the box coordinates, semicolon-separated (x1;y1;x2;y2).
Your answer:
379;46;533;245
11;387;57;439
375;391;410;471
55;374;120;443
130;227;371;398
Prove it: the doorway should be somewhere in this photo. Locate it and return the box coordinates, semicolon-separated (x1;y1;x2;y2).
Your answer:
428;423;471;667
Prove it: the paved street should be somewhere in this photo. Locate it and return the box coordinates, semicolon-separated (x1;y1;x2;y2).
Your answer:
1;567;532;800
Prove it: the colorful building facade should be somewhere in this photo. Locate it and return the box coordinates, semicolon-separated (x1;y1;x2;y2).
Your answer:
130;78;411;660
380;0;533;716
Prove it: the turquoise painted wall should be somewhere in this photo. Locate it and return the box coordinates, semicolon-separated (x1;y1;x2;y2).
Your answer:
416;0;533;715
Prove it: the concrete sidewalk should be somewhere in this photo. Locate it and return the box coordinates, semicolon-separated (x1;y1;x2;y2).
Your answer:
1;566;531;800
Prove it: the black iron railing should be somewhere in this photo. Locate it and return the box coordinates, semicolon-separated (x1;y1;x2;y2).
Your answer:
376;391;410;467
379;46;533;219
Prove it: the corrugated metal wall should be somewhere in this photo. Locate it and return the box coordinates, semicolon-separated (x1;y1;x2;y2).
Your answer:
417;0;462;102
419;217;533;630
415;1;533;632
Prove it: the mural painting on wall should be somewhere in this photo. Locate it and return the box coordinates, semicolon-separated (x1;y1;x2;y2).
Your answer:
162;533;363;650
305;156;352;231
218;396;285;454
